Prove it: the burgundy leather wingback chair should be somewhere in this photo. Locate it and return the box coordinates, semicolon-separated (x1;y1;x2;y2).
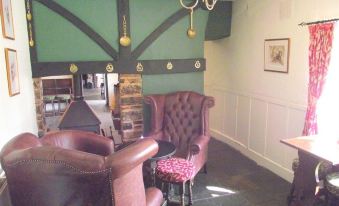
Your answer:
144;91;215;177
0;130;163;206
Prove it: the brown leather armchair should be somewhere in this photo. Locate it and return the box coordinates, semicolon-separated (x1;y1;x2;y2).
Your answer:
144;91;215;177
0;130;163;206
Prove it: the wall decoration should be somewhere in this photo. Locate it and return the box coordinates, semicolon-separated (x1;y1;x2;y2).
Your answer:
26;0;208;77
0;0;15;39
264;38;290;73
119;15;131;47
5;48;20;96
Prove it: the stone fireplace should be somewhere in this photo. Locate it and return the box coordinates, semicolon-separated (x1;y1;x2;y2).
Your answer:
33;74;143;142
118;74;143;142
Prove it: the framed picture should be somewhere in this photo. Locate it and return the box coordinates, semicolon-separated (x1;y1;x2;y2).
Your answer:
0;0;15;39
5;48;20;96
264;38;290;73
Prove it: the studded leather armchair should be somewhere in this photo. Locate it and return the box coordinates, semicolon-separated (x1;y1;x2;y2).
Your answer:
144;91;215;176
0;130;163;206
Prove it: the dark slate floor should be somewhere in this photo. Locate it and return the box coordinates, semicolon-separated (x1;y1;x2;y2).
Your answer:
167;138;291;206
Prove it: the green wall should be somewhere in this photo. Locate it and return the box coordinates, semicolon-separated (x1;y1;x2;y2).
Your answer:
31;0;209;133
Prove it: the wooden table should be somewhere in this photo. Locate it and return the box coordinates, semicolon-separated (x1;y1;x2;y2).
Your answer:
281;136;339;206
148;140;176;187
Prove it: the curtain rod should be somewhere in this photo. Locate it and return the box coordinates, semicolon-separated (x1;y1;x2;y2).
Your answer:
299;18;339;26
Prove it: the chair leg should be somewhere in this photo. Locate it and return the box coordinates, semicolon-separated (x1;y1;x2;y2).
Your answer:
180;182;185;206
188;180;193;205
165;182;170;202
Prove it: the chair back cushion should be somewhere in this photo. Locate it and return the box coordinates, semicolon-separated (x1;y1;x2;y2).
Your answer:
163;92;205;157
41;130;114;156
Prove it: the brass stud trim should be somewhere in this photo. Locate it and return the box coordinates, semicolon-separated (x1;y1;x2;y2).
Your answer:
69;64;78;73
195;60;201;69
106;63;114;72
136;62;143;72
167;62;173;70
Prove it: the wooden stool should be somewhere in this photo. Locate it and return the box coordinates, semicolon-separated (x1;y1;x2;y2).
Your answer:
325;172;339;205
156;157;195;206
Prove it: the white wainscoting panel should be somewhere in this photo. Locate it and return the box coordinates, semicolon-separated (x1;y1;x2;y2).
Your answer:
208;89;224;133
205;86;306;182
224;93;237;138
236;96;250;146
249;98;267;155
282;108;305;169
266;103;288;166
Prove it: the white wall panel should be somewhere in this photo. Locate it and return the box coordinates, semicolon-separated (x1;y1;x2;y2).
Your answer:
249;99;267;155
236;96;250;145
210;90;225;133
282;108;306;169
287;108;306;138
0;1;38;151
266;103;288;165
224;92;237;138
207;89;217;131
206;87;303;181
202;0;339;181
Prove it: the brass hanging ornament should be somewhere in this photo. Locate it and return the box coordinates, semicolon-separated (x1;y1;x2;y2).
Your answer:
119;15;131;47
26;0;34;47
187;8;196;39
26;0;32;21
180;0;198;39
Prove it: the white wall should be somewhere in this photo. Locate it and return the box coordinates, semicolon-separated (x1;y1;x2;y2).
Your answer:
0;0;37;151
204;0;339;182
107;73;119;109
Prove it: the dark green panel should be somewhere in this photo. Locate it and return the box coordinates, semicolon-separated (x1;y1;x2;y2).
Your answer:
33;1;114;62
142;72;204;95
132;5;209;59
130;0;181;51
142;72;204;134
55;0;119;50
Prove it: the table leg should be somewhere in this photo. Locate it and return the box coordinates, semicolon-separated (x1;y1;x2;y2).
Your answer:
288;151;318;206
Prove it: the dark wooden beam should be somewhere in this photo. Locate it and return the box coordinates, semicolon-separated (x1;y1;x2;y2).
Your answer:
32;58;205;77
32;61;117;77
117;0;131;59
34;0;118;60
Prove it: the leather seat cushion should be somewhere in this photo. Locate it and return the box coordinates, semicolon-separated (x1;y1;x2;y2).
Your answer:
156;158;194;183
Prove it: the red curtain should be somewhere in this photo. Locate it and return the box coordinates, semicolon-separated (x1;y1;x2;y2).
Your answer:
302;23;335;135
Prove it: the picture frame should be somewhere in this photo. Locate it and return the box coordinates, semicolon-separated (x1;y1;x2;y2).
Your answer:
264;38;290;73
0;0;15;39
5;48;20;96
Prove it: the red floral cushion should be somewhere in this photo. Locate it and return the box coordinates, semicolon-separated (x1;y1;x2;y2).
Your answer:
156;158;195;183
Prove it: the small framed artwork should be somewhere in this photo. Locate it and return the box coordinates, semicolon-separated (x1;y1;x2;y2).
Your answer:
264;38;290;73
0;0;15;39
5;48;20;96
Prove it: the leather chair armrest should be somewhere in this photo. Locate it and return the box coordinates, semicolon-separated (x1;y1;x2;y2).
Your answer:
0;133;41;158
104;139;158;179
189;135;210;156
146;187;164;206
